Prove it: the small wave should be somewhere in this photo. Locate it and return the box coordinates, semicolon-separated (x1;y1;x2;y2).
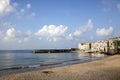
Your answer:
0;58;82;71
0;57;104;72
0;66;26;71
40;62;62;66
0;65;36;71
28;65;40;68
0;62;63;71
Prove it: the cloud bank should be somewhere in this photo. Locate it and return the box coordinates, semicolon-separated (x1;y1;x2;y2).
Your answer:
0;0;13;16
0;27;32;43
35;25;68;42
96;27;113;36
67;19;93;40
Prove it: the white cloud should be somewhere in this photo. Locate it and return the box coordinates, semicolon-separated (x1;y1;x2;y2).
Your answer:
117;3;120;11
2;28;32;43
0;0;13;16
20;9;24;13
67;34;73;40
73;19;93;36
4;28;15;40
26;3;31;9
96;27;113;36
4;2;35;19
35;25;68;42
67;19;93;40
18;5;35;19
13;30;32;43
6;28;15;37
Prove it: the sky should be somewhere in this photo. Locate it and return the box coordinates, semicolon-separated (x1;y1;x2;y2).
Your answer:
0;0;120;50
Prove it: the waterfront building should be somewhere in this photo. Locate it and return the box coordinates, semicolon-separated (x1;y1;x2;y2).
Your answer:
91;40;108;53
78;43;91;51
108;39;120;54
78;36;120;54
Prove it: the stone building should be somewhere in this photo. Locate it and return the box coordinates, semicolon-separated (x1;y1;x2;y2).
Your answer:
91;40;108;53
78;36;120;54
108;39;120;54
78;43;91;50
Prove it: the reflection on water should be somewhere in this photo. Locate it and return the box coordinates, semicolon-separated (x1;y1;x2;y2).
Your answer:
0;50;107;70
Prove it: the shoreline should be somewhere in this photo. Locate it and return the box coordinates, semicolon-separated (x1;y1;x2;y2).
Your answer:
0;55;120;80
0;52;107;77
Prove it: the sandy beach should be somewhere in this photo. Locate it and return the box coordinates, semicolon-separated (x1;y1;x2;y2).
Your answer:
0;55;120;80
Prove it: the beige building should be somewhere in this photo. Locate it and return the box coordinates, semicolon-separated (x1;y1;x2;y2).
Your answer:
91;40;108;53
78;43;91;50
78;36;120;54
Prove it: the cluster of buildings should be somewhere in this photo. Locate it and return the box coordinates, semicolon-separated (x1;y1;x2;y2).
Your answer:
78;37;120;55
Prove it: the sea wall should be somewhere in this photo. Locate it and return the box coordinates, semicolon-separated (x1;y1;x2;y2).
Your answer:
33;48;78;53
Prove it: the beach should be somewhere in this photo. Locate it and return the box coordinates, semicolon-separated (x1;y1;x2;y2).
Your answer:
0;55;120;80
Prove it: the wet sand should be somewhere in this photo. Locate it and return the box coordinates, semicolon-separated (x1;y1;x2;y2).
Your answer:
0;55;120;80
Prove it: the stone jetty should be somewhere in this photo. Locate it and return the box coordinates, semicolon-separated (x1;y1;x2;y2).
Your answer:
33;48;78;53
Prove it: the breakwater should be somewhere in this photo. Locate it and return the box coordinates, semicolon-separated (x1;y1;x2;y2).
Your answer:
33;48;78;53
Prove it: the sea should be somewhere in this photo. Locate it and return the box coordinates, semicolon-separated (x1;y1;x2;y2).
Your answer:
0;50;107;76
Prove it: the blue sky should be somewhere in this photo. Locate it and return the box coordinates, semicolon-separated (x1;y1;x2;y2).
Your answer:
0;0;120;50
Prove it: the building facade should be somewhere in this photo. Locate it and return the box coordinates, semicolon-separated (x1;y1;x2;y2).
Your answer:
91;40;108;53
78;36;120;54
78;43;91;50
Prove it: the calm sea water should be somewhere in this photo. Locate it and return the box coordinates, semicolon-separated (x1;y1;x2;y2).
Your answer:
0;50;107;70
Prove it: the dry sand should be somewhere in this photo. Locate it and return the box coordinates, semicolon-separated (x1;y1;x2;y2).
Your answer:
0;55;120;80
